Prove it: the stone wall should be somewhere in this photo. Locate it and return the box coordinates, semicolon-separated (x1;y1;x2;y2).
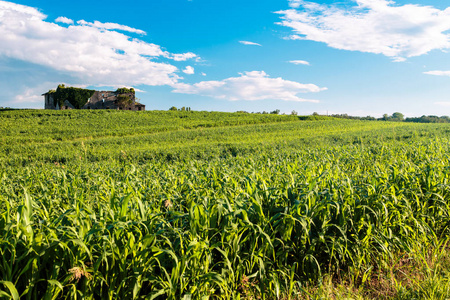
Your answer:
44;89;145;111
43;93;55;109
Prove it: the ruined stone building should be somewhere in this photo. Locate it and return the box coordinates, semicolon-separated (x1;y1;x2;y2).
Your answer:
43;87;145;111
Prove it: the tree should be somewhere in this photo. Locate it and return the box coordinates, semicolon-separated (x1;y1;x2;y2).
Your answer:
117;95;132;109
291;110;298;116
169;106;178;111
115;87;135;94
53;84;94;109
391;112;404;122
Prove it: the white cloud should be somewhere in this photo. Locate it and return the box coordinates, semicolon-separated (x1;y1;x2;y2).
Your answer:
8;81;60;108
15;88;47;104
130;87;146;93
276;0;450;61
239;41;262;46
0;1;45;19
183;66;195;74
289;60;310;65
55;16;73;24
0;1;198;88
201;72;207;76
424;70;450;77
77;20;146;35
170;52;198;61
172;71;325;102
435;102;450;107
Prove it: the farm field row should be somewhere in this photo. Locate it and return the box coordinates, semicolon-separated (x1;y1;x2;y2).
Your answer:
1;110;450;299
0;110;444;165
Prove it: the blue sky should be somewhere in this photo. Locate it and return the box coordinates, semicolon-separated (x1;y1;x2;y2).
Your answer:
1;0;450;117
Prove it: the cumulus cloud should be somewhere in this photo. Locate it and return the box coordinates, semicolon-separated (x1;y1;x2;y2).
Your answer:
7;80;101;108
0;1;45;18
6;81;60;108
172;71;325;102
170;52;198;61
77;20;146;35
276;0;450;61
289;60;310;65
15;87;48;104
55;16;73;24
0;1;198;87
435;102;450;107
424;70;450;77
183;66;195;74
239;41;262;46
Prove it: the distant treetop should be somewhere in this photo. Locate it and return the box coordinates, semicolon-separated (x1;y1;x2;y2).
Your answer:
115;87;135;94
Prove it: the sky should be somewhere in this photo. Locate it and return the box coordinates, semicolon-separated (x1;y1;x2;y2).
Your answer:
1;0;450;117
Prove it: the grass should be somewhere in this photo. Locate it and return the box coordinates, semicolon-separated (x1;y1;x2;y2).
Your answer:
297;237;450;299
0;110;450;299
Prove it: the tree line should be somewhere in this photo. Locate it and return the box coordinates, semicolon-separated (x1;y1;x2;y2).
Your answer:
168;107;450;124
333;112;450;123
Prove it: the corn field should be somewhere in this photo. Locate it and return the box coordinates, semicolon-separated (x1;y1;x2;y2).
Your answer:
1;110;450;299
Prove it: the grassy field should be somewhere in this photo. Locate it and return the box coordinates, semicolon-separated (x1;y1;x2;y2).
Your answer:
1;109;450;299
